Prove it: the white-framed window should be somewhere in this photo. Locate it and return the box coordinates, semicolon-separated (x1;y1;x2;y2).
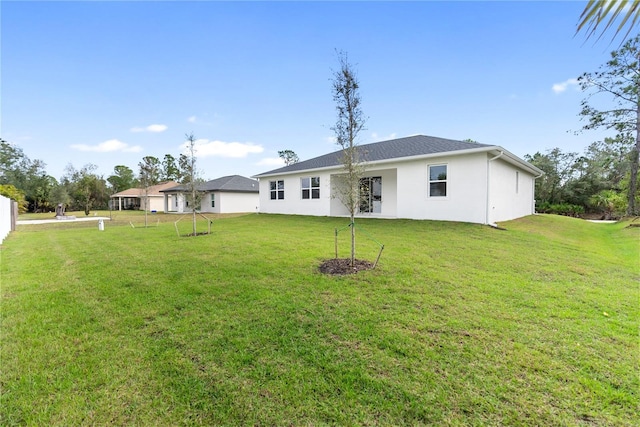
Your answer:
270;180;284;200
301;176;320;199
211;193;215;208
516;171;519;194
428;164;447;197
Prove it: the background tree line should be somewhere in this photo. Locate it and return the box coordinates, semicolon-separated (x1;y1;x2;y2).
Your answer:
2;25;638;218
0;138;194;215
525;135;633;219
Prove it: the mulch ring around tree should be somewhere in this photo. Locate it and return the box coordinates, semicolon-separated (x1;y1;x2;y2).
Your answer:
319;258;375;275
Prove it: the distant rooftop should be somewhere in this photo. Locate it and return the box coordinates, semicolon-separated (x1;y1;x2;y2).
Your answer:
111;181;179;197
161;175;258;193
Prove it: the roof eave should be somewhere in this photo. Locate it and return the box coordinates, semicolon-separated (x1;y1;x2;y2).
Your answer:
254;145;542;178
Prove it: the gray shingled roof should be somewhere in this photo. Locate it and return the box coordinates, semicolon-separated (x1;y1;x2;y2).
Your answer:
161;175;258;193
254;135;495;177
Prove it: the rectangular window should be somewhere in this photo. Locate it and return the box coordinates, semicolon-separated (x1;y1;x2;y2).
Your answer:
515;171;519;194
270;180;285;200
429;164;447;197
301;176;320;199
211;193;215;208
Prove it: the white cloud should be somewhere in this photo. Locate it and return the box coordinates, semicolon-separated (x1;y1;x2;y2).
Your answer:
130;124;168;133
256;157;285;166
70;139;143;153
552;78;579;94
187;116;197;123
181;139;264;158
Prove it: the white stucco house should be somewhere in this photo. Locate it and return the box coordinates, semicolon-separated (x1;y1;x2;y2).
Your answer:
253;135;543;225
160;175;259;214
110;181;179;212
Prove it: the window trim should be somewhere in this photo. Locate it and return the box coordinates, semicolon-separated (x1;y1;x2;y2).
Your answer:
211;193;215;208
269;180;285;200
428;163;448;198
301;176;320;200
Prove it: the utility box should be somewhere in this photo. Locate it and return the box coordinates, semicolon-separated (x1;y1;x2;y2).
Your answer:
98;219;104;231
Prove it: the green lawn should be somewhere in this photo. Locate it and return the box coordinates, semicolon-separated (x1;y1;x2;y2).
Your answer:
1;213;638;425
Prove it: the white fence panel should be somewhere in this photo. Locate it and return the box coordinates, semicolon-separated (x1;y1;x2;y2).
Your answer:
0;195;14;244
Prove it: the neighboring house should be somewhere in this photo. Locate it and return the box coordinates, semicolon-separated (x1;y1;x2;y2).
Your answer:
110;181;179;212
160;175;259;214
253;135;544;225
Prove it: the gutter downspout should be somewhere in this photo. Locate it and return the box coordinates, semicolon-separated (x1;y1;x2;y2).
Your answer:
486;151;504;226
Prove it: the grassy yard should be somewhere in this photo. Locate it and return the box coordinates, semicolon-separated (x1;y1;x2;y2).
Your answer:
1;213;638;425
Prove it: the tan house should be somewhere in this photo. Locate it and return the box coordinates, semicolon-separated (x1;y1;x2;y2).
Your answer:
110;181;178;212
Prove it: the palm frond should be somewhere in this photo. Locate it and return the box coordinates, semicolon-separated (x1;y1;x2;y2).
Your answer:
576;0;640;43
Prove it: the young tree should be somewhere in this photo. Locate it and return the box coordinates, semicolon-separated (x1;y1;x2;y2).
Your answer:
181;133;204;236
578;35;640;215
278;149;299;166
331;51;367;266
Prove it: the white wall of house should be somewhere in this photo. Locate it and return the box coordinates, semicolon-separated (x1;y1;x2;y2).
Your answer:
0;195;14;244
259;172;334;216
258;152;536;224
200;192;259;214
220;192;259;213
488;158;536;223
164;193;184;213
389;153;488;223
329;168;398;217
168;192;258;214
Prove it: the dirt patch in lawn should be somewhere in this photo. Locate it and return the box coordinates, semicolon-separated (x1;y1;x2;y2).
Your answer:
181;232;211;237
319;258;374;275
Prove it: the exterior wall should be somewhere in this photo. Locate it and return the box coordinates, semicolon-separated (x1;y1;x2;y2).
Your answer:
258;171;333;216
330;168;398;217
164;193;185;213
141;196;166;212
258;152;536;224
488;158;536;223
169;192;258;214
0;195;14;244
219;192;259;213
394;153;489;223
200;192;259;214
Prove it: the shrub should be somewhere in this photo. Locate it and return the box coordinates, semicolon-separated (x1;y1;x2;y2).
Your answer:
536;202;585;217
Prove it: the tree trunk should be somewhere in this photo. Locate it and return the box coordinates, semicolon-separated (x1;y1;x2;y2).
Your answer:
192;210;197;235
629;131;639;216
630;90;640;216
192;187;197;235
350;213;355;267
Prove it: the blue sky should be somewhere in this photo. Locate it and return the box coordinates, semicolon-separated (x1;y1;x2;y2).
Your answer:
1;1;623;182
